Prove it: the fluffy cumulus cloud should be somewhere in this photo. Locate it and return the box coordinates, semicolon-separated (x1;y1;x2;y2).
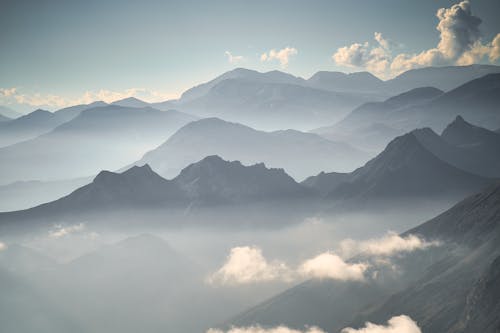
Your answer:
49;223;86;239
207;326;326;333
299;252;368;281
225;51;245;64
208;246;370;285
339;232;440;258
261;47;298;67
207;246;291;285
340;315;421;333
332;1;500;77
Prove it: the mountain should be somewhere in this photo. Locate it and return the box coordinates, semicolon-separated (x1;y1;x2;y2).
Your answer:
0;105;196;185
172;155;311;203
303;130;493;203
0;109;69;147
179;78;374;130
133;117;370;180
0;156;313;229
54;101;108;122
0;114;10;122
313;73;500;151
223;182;500;333
179;68;306;103
0;177;90;212
312;87;443;151
111;97;150;108
385;64;500;93
0;105;22;119
307;71;385;93
347;182;500;333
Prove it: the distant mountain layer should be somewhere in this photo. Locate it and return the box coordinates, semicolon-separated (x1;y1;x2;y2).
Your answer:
303;118;497;204
314;73;500;151
224;182;500;333
0;105;22;119
0;156;314;229
133;117;370;180
0;106;196;185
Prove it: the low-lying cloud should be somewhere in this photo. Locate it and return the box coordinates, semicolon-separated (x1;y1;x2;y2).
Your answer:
340;315;422;333
332;1;500;78
207;246;291;285
339;232;440;258
207;326;326;333
261;47;298;68
208;246;369;285
299;252;368;281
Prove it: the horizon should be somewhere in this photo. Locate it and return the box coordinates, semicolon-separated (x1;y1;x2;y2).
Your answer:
1;0;500;113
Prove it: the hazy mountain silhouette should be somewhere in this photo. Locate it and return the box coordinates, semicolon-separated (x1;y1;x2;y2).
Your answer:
224;182;500;333
303;129;493;203
0;105;196;185
0;105;22;119
385;64;500;93
314;73;500;151
54;101;108;122
133;117;370;180
0;109;68;147
0;156;313;228
111;97;150;108
312;87;443;151
0;114;10;122
307;71;384;93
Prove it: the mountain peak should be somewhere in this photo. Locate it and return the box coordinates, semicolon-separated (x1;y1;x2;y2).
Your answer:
441;115;500;147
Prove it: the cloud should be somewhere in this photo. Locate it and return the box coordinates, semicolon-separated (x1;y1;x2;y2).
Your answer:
332;1;500;77
49;223;86;239
299;252;369;281
341;315;421;333
0;241;7;251
208;246;370;285
339;232;440;258
207;326;326;333
207;246;291;285
261;47;298;67
0;87;17;97
225;51;245;64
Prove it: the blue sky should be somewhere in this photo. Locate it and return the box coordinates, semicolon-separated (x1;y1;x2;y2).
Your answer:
1;0;499;111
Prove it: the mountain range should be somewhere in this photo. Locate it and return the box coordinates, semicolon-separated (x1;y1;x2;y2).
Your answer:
313;73;500;152
132;117;370;180
0;105;196;185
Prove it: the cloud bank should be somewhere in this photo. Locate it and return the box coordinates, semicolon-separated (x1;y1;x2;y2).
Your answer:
340;315;421;333
332;1;500;78
207;326;326;333
49;223;86;239
261;47;298;68
339;232;440;258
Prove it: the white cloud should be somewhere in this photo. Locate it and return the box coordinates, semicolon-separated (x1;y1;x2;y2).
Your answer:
0;241;7;251
207;246;291;285
299;252;369;281
207;326;326;333
339;232;440;258
0;87;17;97
225;51;245;64
332;1;500;77
49;223;86;239
341;315;422;333
208;246;370;285
261;47;298;68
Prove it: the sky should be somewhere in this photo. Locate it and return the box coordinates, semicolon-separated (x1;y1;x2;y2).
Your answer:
1;0;500;112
